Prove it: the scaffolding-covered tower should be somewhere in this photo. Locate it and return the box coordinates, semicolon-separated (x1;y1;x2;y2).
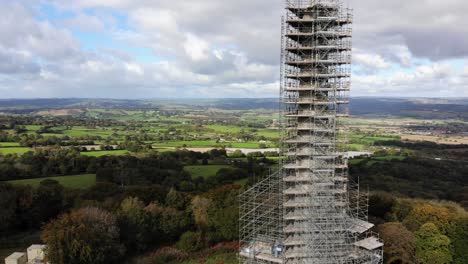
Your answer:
239;0;383;263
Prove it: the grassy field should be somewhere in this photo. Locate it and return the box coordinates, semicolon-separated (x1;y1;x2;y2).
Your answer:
7;174;96;189
373;155;406;161
81;150;130;157
184;165;232;179
0;142;21;147
349;155;407;167
206;125;278;139
0;147;32;155
153;140;274;149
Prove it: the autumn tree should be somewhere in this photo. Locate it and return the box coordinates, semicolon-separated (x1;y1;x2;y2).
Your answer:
415;223;452;264
403;203;454;233
191;196;211;230
42;207;124;264
378;222;416;264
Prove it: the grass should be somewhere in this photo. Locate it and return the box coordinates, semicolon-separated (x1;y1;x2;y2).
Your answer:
373;155;406;161
152;140;275;150
0;142;21;147
81;150;130;157
206;125;278;139
234;178;249;186
0;147;32;155
184;165;232;179
153;148;175;153
7;174;96;189
25;125;41;131
350;155;407;167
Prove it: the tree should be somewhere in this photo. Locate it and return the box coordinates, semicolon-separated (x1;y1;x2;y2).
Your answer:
415;223;452;264
378;222;416;264
447;216;468;264
30;180;65;226
403;203;454;233
118;197;152;252
42;207;124;264
206;185;239;242
0;183;17;232
369;192;396;220
191;196;211;230
144;203;193;243
176;231;203;253
165;188;189;210
176;231;204;252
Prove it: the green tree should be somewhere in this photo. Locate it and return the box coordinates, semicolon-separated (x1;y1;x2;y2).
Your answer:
369;192;396;220
42;207;124;264
30;180;65;226
118;197;152;252
206;185;239;242
447;216;468;264
165;188;189;210
0;184;17;232
415;223;452;264
176;231;204;252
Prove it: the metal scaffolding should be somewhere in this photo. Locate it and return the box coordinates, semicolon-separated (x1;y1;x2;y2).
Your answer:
239;0;383;263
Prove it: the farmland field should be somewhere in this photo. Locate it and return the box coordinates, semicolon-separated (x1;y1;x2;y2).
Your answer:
0;147;32;155
7;174;96;189
0;142;21;147
81;150;130;157
184;165;232;179
153;140;275;149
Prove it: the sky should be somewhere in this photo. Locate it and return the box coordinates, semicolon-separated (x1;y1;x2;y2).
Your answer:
0;0;467;99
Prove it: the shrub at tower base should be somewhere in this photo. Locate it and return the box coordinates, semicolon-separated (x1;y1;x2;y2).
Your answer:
41;207;124;264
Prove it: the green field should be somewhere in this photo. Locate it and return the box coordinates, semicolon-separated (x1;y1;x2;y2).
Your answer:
373;155;406;161
349;155;407;167
0;147;32;155
153;140;274;149
0;142;21;147
206;125;278;139
184;165;232;179
7;174;96;189
81;150;129;157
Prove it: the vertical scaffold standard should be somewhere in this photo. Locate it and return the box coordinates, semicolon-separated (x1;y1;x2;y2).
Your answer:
239;0;384;263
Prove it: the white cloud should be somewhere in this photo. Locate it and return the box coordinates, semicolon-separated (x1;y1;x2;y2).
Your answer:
2;0;468;98
354;52;390;70
184;34;209;61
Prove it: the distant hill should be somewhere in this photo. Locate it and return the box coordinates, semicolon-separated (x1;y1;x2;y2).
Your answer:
0;97;467;120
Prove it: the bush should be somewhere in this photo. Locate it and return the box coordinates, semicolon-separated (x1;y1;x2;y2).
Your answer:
176;231;204;252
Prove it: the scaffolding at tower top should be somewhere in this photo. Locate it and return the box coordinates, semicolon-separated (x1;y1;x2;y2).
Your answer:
239;0;383;263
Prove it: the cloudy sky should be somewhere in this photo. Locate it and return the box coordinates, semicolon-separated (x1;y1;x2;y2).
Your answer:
0;0;467;98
